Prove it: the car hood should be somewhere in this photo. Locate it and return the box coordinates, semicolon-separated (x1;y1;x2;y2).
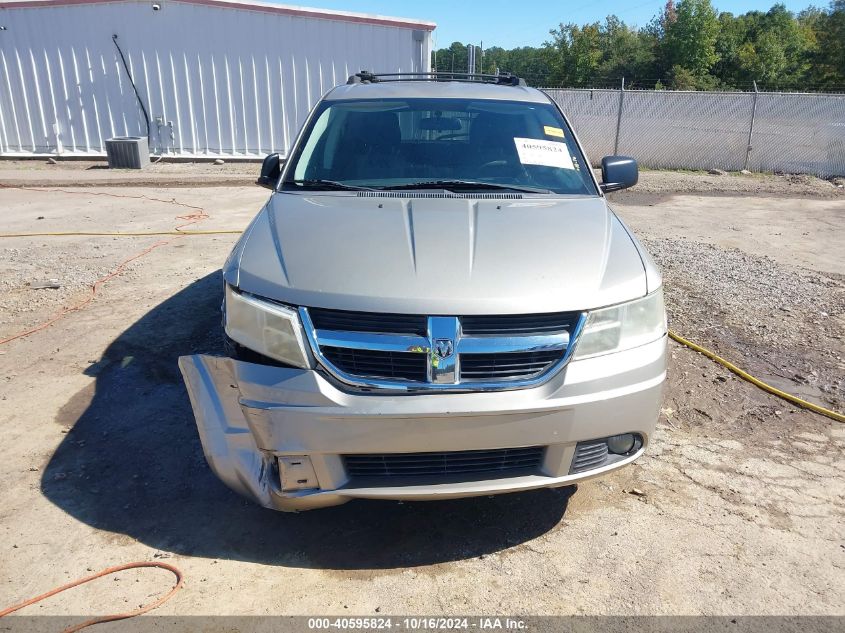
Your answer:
227;193;647;314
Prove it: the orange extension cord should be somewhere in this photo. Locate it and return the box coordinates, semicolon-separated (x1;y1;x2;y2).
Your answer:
0;184;210;346
0;561;184;632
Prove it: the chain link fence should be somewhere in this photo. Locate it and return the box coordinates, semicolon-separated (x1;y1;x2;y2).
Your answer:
545;88;845;178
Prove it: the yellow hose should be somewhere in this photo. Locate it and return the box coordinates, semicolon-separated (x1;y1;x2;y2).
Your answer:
0;230;243;237
668;330;844;423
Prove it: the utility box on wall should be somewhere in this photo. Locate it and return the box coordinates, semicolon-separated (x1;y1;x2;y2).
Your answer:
105;137;150;169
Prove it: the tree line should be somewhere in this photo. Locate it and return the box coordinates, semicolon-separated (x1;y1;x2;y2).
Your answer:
431;0;845;92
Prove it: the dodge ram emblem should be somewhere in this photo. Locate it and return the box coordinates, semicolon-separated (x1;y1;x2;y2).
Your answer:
434;338;454;359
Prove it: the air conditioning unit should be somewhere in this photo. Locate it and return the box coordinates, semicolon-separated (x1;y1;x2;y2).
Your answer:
104;136;149;169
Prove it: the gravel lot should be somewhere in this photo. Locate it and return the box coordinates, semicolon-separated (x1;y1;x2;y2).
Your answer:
0;165;843;621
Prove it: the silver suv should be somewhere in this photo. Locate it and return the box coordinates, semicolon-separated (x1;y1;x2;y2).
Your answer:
179;72;667;511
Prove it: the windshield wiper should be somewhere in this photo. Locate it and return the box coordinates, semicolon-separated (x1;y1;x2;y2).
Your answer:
378;180;552;194
285;179;375;191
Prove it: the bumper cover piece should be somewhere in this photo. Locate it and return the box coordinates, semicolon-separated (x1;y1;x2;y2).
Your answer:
179;336;665;511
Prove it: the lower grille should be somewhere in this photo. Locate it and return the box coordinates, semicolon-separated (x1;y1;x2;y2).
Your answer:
344;446;545;478
570;440;610;473
460;350;562;381
322;347;426;382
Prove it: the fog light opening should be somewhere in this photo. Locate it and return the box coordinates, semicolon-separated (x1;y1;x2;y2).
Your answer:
607;433;636;455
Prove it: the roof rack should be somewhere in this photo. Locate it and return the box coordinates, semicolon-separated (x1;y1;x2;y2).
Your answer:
347;71;527;87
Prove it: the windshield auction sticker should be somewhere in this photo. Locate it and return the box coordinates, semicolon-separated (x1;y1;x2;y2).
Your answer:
513;137;574;170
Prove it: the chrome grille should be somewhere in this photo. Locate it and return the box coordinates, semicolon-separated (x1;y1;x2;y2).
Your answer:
461;312;580;335
309;308;427;336
301;307;585;392
570;440;610;473
344;447;544;478
322;347;426;382
460;350;562;381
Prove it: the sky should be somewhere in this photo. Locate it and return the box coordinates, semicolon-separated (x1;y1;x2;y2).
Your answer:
282;0;820;49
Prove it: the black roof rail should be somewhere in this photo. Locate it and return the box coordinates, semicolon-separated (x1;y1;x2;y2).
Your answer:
346;71;527;87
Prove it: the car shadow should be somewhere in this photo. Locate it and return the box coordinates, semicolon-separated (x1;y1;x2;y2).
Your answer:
41;271;573;570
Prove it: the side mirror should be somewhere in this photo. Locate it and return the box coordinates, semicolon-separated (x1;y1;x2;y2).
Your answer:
256;153;281;189
600;156;638;193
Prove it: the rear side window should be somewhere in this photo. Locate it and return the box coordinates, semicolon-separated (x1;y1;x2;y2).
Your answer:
285;98;597;195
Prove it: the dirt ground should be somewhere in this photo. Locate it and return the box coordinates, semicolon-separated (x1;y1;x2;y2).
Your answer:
0;164;843;620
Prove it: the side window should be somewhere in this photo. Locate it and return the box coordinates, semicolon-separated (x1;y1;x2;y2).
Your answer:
293;108;332;181
321;110;344;171
397;110;415;140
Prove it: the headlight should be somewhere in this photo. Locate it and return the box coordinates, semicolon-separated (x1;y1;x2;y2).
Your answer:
573;289;666;359
224;285;312;368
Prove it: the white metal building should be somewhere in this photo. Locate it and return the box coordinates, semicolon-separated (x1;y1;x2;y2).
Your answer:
0;0;435;157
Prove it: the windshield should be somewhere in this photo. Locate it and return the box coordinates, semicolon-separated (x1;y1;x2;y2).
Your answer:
282;97;597;195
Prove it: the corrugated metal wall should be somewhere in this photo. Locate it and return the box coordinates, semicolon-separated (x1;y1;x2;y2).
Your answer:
0;0;433;157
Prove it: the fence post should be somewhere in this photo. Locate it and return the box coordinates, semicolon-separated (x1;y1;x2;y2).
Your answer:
744;80;759;171
614;76;625;155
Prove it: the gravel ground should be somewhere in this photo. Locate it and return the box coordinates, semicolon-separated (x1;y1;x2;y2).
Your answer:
0;158;258;176
0;168;842;620
634;169;845;198
0;159;256;187
648;238;844;409
0;243;117;328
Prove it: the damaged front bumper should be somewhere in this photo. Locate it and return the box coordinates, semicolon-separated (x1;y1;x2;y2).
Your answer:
178;336;666;511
